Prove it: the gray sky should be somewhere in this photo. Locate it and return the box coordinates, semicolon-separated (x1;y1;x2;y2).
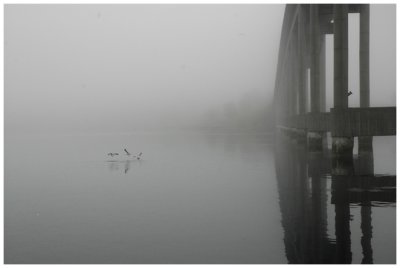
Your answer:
5;4;396;133
5;4;284;133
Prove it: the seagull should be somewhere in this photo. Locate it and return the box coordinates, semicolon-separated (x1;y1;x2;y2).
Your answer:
124;148;131;156
107;153;119;157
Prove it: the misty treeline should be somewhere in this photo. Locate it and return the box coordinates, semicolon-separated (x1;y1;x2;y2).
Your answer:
198;90;274;133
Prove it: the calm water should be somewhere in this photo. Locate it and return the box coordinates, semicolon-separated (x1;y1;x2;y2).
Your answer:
4;132;396;264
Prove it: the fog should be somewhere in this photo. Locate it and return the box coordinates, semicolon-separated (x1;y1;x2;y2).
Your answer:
5;4;395;134
4;5;397;264
5;4;284;133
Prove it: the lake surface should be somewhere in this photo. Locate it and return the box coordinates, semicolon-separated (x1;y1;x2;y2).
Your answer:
4;132;396;264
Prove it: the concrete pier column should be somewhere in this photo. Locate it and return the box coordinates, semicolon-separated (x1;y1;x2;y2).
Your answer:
308;5;323;151
359;4;373;153
287;44;296;116
332;4;354;156
360;4;370;109
281;65;290;117
319;34;326;113
298;5;307;115
310;5;321;113
333;4;348;109
319;34;328;150
291;35;299;116
295;6;308;144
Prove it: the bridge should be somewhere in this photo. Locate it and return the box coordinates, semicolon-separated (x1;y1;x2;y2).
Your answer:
273;5;396;263
274;4;396;158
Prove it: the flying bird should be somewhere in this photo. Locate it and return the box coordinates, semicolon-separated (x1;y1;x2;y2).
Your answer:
347;91;353;96
136;152;143;160
107;153;119;157
124;148;131;156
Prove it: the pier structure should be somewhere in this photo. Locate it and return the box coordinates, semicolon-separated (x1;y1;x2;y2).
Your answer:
274;4;396;160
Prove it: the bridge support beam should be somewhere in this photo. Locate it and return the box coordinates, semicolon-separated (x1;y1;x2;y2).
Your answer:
332;4;353;157
359;4;373;153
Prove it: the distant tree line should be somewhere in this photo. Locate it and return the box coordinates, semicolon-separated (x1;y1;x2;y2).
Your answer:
199;90;275;132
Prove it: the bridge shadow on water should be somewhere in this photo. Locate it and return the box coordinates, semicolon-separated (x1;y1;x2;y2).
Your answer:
274;133;395;264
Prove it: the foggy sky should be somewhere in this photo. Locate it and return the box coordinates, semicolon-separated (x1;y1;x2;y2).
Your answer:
5;4;396;133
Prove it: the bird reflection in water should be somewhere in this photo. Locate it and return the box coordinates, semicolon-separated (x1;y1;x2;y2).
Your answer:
124;160;130;174
106;150;143;174
106;160;141;174
274;133;395;264
107;161;119;172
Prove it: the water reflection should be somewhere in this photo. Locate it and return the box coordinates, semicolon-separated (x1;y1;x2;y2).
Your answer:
361;204;373;264
106;160;141;174
274;134;395;264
